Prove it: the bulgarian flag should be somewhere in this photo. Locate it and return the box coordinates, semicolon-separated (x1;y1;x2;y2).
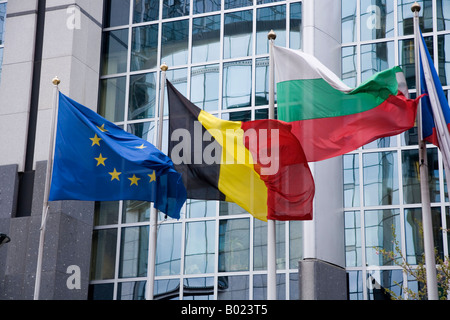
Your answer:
273;45;420;162
167;80;314;221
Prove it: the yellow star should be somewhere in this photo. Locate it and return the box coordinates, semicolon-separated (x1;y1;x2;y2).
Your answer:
109;168;121;181
97;124;108;132
128;174;140;186
148;171;156;183
95;154;107;166
90;134;102;146
135;144;147;149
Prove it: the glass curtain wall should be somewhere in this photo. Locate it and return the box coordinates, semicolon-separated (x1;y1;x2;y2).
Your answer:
90;0;303;300
342;0;450;300
0;1;7;83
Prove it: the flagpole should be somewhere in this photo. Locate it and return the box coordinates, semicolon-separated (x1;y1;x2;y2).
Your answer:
412;2;439;300
147;63;168;300
267;30;277;300
34;76;61;300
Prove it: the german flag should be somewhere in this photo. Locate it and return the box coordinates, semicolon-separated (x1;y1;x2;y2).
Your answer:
167;80;314;221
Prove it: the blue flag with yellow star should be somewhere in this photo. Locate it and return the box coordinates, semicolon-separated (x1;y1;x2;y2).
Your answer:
48;92;186;219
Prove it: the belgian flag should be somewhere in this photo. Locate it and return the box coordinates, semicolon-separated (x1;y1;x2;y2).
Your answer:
167;80;314;221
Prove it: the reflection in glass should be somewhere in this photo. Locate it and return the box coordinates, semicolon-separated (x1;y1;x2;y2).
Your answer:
131;24;158;71
0;48;3;83
224;10;253;59
253;274;285;300
221;111;251;122
401;126;418;146
162;0;189;18
437;0;450;31
363;152;398;206
255;58;277;106
223;60;252;109
186;199;216;218
341;0;357;43
94;201;119;226
224;0;252;10
290;2;302;49
117;281;146;300
289;274;299;299
101;29;128;75
399;37;433;89
365;209;400;266
122;201;150;223
253;219;285;271
289;221;303;268
367;269;403;300
347;270;363;300
219;219;250;272
344;211;361;267
156;223;181;276
90;229;117;280
185;221;215;274
88;283;114;300
154;279;180;300
192;15;221;63
361;41;394;82
342;46;357;87
133;0;159;23
99;77;126;122
128;121;155;143
256;5;286;55
191;64;220;111
184;277;214;300
104;0;130;28
119;226;149;278
129;72;156;120
438;34;450;86
193;0;220;14
363;136;397;149
219;201;246;216
360;0;394;41
161;20;189;67
343;154;360;208
0;3;6;45
397;0;433;36
217;275;249;299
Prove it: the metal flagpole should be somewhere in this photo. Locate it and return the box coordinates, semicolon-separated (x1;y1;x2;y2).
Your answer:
267;30;277;300
412;2;439;300
34;76;61;300
147;63;168;300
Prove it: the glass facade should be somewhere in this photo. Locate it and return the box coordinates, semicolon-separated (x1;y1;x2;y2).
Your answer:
0;1;7;83
90;0;303;300
343;0;450;300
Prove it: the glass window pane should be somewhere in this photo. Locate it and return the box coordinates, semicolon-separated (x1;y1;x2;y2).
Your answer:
253;274;285;300
164;68;188;115
192;15;221;63
101;29;128;75
185;221;216;274
183;277;214;300
224;10;253;59
343;154;360;208
342;46;357;87
290;2;302;50
129;72;157;120
218;219;250;272
88;283;114;300
399;36;433;89
224;0;252;10
219;201;247;216
122;200;150;223
363;152;399;206
361;41;394;82
193;0;220;14
119;226;149;278
222;60;252;109
186;199;216;218
402;148;440;204
131;24;158;71
217;275;249;299
0;3;6;45
99;76;126;122
437;0;450;31
347;270;363;300
253;219;285;271
438;34;450;86
255;58;276;106
364;209;400;266
398;0;433;36
117;281;146;300
256;5;286;55
360;0;394;41
191;64;220;111
400;126;419;146
161;20;189;67
104;0;130;28
289;221;303;268
133;0;159;23
221;110;251;121
344;211;361;267
342;0;357;43
363;136;397;149
156;223;181;276
127;121;155;143
154;279;180;299
162;0;189;18
367;269;403;300
90;229;117;280
94;201;119;226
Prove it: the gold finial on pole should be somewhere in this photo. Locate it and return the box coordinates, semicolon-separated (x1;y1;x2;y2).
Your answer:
267;29;276;41
411;1;421;12
160;62;168;72
52;76;60;86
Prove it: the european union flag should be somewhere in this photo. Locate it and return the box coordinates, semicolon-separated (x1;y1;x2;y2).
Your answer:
49;92;186;219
